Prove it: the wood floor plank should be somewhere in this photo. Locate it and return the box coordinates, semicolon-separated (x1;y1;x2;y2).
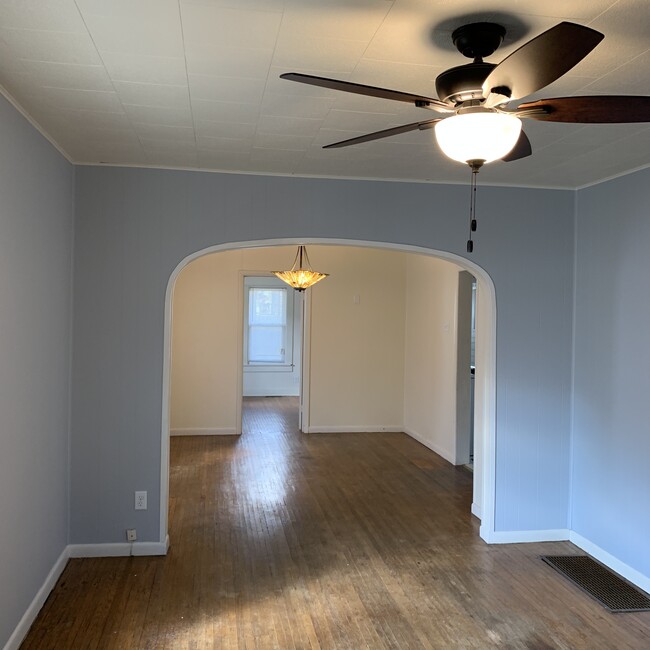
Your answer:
20;396;650;649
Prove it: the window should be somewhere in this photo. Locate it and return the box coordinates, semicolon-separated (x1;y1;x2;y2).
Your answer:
243;277;294;368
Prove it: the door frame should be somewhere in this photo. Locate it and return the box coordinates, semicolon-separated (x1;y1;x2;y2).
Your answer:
236;270;308;434
161;238;497;544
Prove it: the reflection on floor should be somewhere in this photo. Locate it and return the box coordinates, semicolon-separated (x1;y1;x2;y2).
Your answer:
20;397;650;649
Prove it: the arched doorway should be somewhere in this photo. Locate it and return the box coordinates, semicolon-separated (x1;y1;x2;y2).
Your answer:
159;239;497;545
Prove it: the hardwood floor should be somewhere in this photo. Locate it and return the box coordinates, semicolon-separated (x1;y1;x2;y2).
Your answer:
21;397;650;649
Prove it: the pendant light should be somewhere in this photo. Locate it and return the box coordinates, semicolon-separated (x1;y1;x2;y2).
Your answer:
273;245;328;291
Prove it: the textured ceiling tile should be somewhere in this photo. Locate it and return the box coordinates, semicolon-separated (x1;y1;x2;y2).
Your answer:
249;147;304;165
140;138;198;155
40;87;123;112
133;123;196;142
192;98;260;122
76;0;185;57
181;4;282;50
185;44;274;79
0;28;102;65
197;135;254;153
257;114;323;136
0;1;88;33
581;50;650;93
123;104;194;127
102;53;188;85
279;3;391;41
113;81;190;109
189;74;266;103
18;61;113;92
320;109;401;132
196;119;257;139
253;132;313;151
272;35;369;73
260;93;335;119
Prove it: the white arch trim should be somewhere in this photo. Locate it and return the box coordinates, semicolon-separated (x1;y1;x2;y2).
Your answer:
160;238;498;546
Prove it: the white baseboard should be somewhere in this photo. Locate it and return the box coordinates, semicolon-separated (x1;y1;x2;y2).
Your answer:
3;546;70;650
403;427;455;465
171;427;237;436
471;502;482;519
242;391;299;397
68;536;170;558
481;527;570;544
306;425;403;433
4;537;170;650
569;531;650;595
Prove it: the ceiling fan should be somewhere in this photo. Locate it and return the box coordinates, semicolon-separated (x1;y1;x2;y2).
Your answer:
281;21;650;252
280;21;650;168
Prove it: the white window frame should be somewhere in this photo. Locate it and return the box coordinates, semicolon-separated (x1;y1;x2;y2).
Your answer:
243;276;294;372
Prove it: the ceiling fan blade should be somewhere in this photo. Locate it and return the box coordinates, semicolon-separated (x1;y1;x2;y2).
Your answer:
501;130;532;162
482;22;604;107
516;96;650;123
323;119;441;149
281;73;452;113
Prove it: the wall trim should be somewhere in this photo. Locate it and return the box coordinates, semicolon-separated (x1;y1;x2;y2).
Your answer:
569;532;650;595
471;502;482;519
306;425;404;434
68;536;169;558
170;427;237;436
481;528;570;544
404;427;455;465
243;390;300;397
3;546;70;650
4;537;170;649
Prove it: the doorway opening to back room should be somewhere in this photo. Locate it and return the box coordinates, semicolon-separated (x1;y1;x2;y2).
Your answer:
163;242;495;546
242;275;303;435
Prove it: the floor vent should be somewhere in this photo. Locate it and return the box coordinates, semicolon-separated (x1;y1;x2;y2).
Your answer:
541;555;650;613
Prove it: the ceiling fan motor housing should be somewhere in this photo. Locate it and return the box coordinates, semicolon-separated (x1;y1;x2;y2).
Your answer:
435;62;496;104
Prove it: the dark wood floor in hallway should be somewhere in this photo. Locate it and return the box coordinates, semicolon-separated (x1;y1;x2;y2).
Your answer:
21;397;650;649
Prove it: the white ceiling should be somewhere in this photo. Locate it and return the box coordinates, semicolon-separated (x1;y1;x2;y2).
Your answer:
0;0;648;188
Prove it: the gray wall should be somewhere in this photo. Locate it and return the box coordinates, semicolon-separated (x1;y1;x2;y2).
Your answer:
573;167;650;579
71;166;575;543
0;98;74;647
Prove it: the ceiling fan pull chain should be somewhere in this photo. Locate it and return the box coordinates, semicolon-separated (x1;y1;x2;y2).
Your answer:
467;162;480;253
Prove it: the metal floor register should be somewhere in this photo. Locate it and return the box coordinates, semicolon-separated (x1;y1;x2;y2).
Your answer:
541;555;650;613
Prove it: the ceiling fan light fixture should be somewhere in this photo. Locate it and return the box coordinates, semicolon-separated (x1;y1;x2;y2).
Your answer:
273;245;328;291
434;110;522;164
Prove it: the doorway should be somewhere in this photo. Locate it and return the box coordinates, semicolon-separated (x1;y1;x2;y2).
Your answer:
162;239;497;546
241;275;304;434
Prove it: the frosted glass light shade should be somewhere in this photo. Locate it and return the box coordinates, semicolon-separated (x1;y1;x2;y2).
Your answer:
273;245;328;291
434;112;522;164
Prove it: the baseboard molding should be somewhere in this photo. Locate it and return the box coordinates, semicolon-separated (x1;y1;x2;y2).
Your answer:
4;546;70;650
306;425;403;433
4;536;170;650
68;536;170;558
481;527;570;544
569;531;650;595
171;427;237;436
242;391;299;397
403;427;455;465
471;502;482;520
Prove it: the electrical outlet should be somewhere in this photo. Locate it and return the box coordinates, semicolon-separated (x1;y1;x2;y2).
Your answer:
126;528;137;542
135;491;147;510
